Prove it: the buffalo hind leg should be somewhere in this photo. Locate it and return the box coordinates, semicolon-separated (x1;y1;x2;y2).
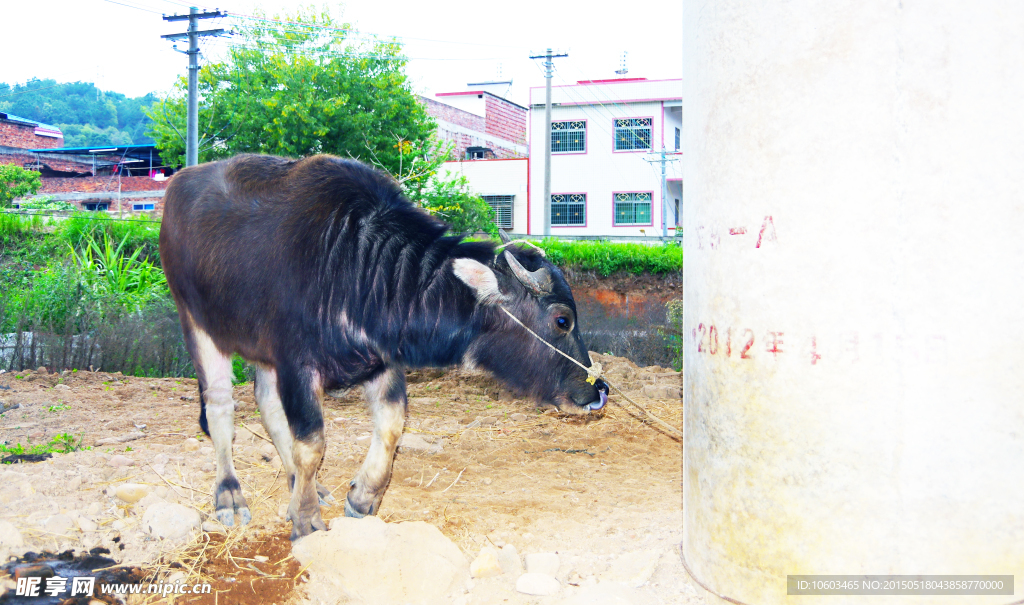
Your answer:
278;365;328;540
186;326;250;526
254;367;335;509
346;366;407;517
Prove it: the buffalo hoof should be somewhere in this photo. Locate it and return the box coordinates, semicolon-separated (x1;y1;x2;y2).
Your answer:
214;477;250;526
344;497;367;518
289;511;327;541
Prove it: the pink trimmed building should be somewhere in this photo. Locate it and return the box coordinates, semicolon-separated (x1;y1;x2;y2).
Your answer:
420;81;528;161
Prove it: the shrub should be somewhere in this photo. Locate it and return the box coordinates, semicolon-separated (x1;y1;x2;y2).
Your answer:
0;165;41;208
537;239;682;276
57;213;161;263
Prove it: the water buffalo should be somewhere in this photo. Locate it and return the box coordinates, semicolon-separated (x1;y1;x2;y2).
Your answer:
159;154;608;539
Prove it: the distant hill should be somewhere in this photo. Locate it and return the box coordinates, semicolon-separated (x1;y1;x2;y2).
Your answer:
0;79;156;148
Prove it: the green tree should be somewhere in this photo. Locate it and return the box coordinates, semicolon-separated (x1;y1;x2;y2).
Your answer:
146;7;434;174
0;165;42;207
407;170;499;237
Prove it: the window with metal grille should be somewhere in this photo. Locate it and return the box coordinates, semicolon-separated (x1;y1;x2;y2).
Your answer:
614;118;652;151
482;195;514;229
551;120;586;153
614;192;652;225
83;202;109;212
675;127;681;150
551;193;586;226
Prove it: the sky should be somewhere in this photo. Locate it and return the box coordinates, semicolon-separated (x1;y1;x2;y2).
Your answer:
3;0;682;107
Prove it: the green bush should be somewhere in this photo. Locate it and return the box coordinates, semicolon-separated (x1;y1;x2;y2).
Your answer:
57;212;161;262
18;197;77;212
537;239;682;276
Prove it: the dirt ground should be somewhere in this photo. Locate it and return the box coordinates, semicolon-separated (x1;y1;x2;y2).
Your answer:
0;354;699;605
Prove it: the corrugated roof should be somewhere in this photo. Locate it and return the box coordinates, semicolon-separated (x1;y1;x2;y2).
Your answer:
0;112;63;134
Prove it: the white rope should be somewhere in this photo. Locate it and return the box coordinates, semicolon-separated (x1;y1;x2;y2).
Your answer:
499;306;682;440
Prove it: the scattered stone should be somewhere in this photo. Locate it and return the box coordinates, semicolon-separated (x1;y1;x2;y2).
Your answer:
54;384;71;391
112;519;127;531
253;555;269;563
476;416;498;425
525;552;560;576
76;517;98;532
154;486;169;499
201;520;225;534
482;477;492;486
602;550;662;588
67;476;82;492
292;516;468;605
498;544;524;576
199;446;214;456
486;531;505;547
0;520;24;552
142;502;201;539
41;514;75;535
86;502;102;516
509;413;528;422
95;432;146;446
259;443;277;460
200;462;216;473
182;438;200;452
640;384;680;400
470;546;502;578
397;433;443;455
115;483;150;504
270;457;283;469
136;492;165;511
153;453;170;465
516;573;561;596
107;455;134;468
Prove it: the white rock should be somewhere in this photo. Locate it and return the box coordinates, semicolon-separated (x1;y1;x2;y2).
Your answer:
76;516;98;532
292;516;469;605
470;546;502;578
641;384;680;400
154;486;169;499
153;453;170;465
115;483;150;503
142;502;201;539
182;438;200;452
397;433;443;455
201;520;225;534
67;476;83;492
86;502;102;516
498;544;524;576
525;552;560;576
107;455;134;468
200;462;215;473
516;573;561;596
0;520;24;551
199;446;214;456
602;550;662;588
509;413;528;422
135;492;165;511
42;514;75;535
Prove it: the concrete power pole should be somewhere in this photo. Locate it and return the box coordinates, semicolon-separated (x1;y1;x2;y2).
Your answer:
530;49;568;236
163;7;225;167
644;147;679;237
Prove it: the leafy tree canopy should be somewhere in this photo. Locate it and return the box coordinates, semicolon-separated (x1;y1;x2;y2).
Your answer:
0;165;42;207
146;7;435;176
0;79;156;147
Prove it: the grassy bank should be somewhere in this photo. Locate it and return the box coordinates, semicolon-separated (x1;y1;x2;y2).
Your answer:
536;239;682;277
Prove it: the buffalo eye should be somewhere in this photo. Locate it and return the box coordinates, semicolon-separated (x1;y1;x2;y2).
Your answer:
555;316;570;331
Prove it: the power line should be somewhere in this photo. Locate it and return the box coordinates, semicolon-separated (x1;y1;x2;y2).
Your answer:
98;0;164;13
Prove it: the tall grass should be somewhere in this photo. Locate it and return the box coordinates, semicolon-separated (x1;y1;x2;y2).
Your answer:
537;239;682;276
57;213;161;263
0;212;46;242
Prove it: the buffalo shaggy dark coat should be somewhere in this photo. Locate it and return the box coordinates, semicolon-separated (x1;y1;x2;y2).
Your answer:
160;154;607;538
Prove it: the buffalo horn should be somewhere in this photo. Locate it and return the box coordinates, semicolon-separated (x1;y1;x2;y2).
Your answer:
503;250;552;295
498;229;513;244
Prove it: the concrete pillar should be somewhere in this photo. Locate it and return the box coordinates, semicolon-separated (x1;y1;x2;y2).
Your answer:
682;2;1024;603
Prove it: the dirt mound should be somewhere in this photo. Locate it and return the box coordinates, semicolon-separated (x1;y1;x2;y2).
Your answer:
0;358;695;604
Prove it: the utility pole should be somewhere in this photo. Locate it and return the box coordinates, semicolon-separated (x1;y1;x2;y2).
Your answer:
644;147;679;237
529;48;568;236
163;7;226;167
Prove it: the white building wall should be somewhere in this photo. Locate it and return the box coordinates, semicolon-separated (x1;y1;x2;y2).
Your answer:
442;158;528;233
528;99;679;237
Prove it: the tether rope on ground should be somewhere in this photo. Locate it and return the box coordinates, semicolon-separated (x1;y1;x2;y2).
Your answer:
498;306;681;441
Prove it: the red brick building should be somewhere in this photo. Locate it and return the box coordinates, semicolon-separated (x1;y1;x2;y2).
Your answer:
420;81;528;160
0;112;64;150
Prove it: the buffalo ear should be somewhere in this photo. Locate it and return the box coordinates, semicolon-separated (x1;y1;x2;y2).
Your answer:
453;258;505;305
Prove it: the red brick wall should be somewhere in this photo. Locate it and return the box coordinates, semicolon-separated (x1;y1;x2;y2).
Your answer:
0;152;94;173
0;121;64;149
420;96;486;131
39;176;168;194
484;96;527;145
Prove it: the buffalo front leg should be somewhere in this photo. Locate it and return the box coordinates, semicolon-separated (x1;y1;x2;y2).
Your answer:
254;367;335;507
278;365;329;540
346;366;407;518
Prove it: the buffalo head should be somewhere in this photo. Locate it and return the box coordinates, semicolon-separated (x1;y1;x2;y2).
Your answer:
453;234;608;414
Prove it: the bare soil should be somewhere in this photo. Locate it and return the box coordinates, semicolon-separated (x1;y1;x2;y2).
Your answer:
0;354;696;604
